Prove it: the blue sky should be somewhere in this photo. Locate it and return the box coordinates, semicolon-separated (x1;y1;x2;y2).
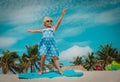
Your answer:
0;0;120;65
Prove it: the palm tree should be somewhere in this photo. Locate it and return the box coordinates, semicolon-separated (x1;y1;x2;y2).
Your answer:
24;44;40;72
0;55;3;73
0;56;2;67
16;53;31;73
72;56;83;65
83;52;97;70
46;60;55;71
115;55;120;63
96;44;119;70
0;50;19;74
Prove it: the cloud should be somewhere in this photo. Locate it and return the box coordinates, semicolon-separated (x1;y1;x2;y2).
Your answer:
2;25;33;37
0;27;34;49
56;39;91;47
0;2;49;25
73;41;92;46
2;6;45;25
59;27;84;38
82;0;120;10
63;12;94;26
0;25;34;48
0;37;18;48
94;8;120;24
59;45;92;61
0;0;69;25
64;13;91;23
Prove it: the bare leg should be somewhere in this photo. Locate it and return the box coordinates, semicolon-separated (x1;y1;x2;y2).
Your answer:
52;56;63;74
39;55;46;74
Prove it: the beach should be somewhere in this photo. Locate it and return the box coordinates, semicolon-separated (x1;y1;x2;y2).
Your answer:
0;71;120;82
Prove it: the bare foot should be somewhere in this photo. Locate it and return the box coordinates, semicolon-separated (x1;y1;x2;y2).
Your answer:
43;69;48;72
59;70;64;74
39;69;48;74
43;68;49;72
39;71;43;75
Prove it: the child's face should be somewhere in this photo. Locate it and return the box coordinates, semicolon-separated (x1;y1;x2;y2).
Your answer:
44;18;52;28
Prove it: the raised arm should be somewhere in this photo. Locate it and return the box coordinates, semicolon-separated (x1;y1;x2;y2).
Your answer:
28;29;43;33
53;9;66;32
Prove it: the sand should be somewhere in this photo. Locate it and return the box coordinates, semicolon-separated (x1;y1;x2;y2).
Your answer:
62;65;87;71
0;71;120;82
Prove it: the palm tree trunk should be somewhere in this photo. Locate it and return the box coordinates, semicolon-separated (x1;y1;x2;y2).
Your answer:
88;63;92;70
103;61;106;70
9;67;16;74
31;62;35;72
35;62;40;71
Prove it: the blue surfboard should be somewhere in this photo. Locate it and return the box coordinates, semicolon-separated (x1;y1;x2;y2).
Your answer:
18;70;84;79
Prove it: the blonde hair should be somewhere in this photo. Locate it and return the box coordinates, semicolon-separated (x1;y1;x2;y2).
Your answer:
43;16;52;26
43;16;52;23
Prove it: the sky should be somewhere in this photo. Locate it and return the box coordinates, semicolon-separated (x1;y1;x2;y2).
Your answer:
0;0;120;66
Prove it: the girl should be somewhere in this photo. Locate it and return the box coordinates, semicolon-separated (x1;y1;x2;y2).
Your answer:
28;9;66;74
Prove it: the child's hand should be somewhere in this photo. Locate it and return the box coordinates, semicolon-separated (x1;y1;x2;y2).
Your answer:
62;9;66;15
28;29;32;32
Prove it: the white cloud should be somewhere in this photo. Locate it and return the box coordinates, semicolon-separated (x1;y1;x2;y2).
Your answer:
1;25;32;37
6;5;45;25
83;0;120;10
64;13;91;23
0;0;48;24
94;8;120;24
59;27;84;38
63;12;94;26
59;45;92;61
73;41;91;46
0;25;34;48
63;6;120;27
0;37;18;48
0;25;39;48
56;39;91;47
0;0;68;25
